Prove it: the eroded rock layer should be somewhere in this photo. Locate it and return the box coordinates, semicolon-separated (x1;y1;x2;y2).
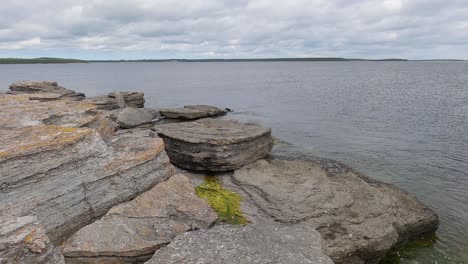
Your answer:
155;119;273;171
0;215;65;264
0;93;174;243
8;81;84;100
63;174;217;264
232;158;439;264
145;222;333;264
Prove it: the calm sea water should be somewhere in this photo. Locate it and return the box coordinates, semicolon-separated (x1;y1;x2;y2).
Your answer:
0;62;466;263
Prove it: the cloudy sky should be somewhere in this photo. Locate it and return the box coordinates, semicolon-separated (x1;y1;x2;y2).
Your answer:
1;0;467;60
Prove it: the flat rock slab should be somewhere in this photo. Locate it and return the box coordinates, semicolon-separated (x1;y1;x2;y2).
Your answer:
9;81;84;100
63;174;217;264
0;215;64;264
232;158;439;264
155;119;273;171
145;222;333;264
159;105;226;120
116;107;154;128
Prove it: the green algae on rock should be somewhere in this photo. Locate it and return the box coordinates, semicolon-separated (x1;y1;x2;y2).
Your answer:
195;176;247;225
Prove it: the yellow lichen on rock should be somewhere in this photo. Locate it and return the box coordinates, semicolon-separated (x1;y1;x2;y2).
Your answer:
0;125;93;159
195;176;247;225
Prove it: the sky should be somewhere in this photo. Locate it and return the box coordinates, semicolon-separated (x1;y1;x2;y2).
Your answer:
0;0;467;60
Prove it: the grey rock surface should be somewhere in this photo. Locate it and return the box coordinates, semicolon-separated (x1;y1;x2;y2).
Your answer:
155;119;274;171
144;108;161;119
184;105;227;116
86;92;145;110
145;222;333;264
8;81;84;100
0;215;65;264
109;92;145;108
116;107;154;128
159;105;226;120
159;107;210;120
0;94;175;243
63;174;217;264
232;158;439;264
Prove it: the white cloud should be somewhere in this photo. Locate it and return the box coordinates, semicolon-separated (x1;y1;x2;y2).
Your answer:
0;0;467;59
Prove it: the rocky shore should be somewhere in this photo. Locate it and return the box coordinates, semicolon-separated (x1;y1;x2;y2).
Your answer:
0;81;439;264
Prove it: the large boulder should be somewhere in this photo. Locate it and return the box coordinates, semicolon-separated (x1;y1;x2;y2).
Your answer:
116;107;154;128
0;215;64;264
145;222;333;264
232;158;439;264
159;105;226;120
0;93;174;243
63;174;217;264
8;81;84;100
155;119;274;171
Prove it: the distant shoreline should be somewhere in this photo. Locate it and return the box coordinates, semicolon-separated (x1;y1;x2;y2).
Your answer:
0;57;465;64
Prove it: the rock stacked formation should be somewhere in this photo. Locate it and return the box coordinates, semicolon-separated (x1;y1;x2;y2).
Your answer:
0;92;174;246
0;81;440;264
155;119;274;171
8;81;85;100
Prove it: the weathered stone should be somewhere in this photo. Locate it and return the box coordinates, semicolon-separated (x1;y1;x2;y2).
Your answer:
0;94;174;243
84;96;120;110
86;92;145;110
144;108;161;120
116;107;154;128
159;105;226;120
159;107;209;120
63;174;217;264
0;215;65;264
109;92;145;108
155;119;274;171
9;81;84;100
145;222;333;264
184;105;227;116
232;158;439;264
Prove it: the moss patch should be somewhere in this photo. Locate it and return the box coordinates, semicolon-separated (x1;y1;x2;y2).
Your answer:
195;176;247;225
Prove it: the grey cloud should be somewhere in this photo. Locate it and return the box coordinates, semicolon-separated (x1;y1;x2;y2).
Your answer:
0;0;467;59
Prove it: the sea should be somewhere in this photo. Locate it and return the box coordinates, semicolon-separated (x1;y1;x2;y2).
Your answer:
0;61;466;263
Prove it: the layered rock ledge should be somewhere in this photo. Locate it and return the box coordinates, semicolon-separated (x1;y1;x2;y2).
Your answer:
154;119;274;171
63;174;217;264
8;81;85;100
159;105;226;120
145;222;333;264
0;93;174;244
231;158;439;264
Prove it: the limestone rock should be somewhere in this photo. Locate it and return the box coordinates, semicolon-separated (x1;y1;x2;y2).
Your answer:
84;95;120;110
159;105;226;120
63;174;217;264
159;107;210;120
184;105;227;116
86;92;145;110
0;93;174;243
8;81;84;100
155;119;274;171
232;158;439;264
0;215;64;264
145;222;333;264
116;107;154;128
109;92;145;108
